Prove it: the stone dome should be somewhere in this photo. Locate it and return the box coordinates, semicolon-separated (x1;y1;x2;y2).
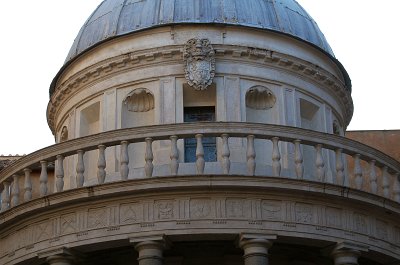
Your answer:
66;0;334;62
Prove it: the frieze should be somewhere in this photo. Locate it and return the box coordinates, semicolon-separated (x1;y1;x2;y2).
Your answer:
295;203;314;224
353;212;368;234
88;207;108;229
226;199;246;218
155;200;174;220
120;202;142;225
376;219;389;240
326;207;342;228
61;213;77;235
261;200;282;220
190;199;212;219
1;194;399;265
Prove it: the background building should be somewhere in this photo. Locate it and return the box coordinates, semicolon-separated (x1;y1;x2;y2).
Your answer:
0;0;399;264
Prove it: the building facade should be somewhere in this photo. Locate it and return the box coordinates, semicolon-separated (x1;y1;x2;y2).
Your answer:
0;1;399;264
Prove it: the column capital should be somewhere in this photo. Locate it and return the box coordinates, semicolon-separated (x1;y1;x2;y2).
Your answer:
331;242;368;265
46;255;74;265
130;234;170;250
238;233;276;265
130;235;169;265
238;233;277;249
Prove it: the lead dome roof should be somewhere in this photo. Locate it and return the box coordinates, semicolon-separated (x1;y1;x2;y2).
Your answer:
66;0;334;61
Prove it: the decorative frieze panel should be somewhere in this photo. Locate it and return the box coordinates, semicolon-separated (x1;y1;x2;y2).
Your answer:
261;200;282;221
326;207;343;228
295;203;314;224
1;194;399;264
120;202;142;225
88;207;109;229
353;213;368;234
155;200;175;220
34;220;53;242
376;219;389;241
190;199;212;219
61;213;77;235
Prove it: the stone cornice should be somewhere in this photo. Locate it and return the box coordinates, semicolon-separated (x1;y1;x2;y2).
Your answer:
0;176;399;264
47;44;353;134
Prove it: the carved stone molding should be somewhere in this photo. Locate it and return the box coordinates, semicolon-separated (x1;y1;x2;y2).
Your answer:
245;86;276;110
124;88;155;112
48;45;352;134
183;38;215;90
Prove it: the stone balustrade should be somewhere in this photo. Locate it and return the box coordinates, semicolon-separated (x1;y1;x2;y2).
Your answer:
1;122;400;213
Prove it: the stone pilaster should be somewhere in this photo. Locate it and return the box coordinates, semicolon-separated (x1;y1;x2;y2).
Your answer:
131;235;169;265
238;234;276;265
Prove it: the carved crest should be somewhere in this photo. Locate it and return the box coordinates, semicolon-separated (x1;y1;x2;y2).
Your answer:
184;38;215;90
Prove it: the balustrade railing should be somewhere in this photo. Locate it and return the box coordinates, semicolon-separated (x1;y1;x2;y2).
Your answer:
1;122;400;213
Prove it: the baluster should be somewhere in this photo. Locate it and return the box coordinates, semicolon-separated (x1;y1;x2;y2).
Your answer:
170;136;179;175
354;154;363;190
247;135;256;176
11;175;20;207
24;168;32;202
294;140;303;179
221;134;230;174
196;134;205;174
382;166;390;198
76;150;85;188
369;160;377;194
120;141;129;180
97;145;107;184
315;144;325;182
1;181;11;212
56;155;64;192
145;138;154;177
335;148;344;186
272;137;281;177
394;173;400;203
40;160;48;196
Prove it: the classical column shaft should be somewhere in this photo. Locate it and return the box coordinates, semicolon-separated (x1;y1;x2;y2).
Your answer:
239;236;274;265
135;240;164;265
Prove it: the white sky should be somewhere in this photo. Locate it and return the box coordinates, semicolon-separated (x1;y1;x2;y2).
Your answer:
0;0;399;155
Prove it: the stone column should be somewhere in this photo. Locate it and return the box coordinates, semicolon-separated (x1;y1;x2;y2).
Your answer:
131;235;168;265
46;255;74;265
238;234;276;265
331;242;367;265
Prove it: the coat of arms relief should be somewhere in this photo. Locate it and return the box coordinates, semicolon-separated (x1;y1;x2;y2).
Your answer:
184;38;215;90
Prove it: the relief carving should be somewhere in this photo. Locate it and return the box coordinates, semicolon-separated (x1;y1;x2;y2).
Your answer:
61;213;77;234
245;86;276;110
123;88;155;112
295;203;314;224
261;200;282;220
226;199;245;218
35;220;52;241
120;203;142;224
88;208;108;229
184;38;215;90
376;219;388;240
395;227;400;244
156;201;174;220
190;199;212;219
326;207;342;228
353;213;368;234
